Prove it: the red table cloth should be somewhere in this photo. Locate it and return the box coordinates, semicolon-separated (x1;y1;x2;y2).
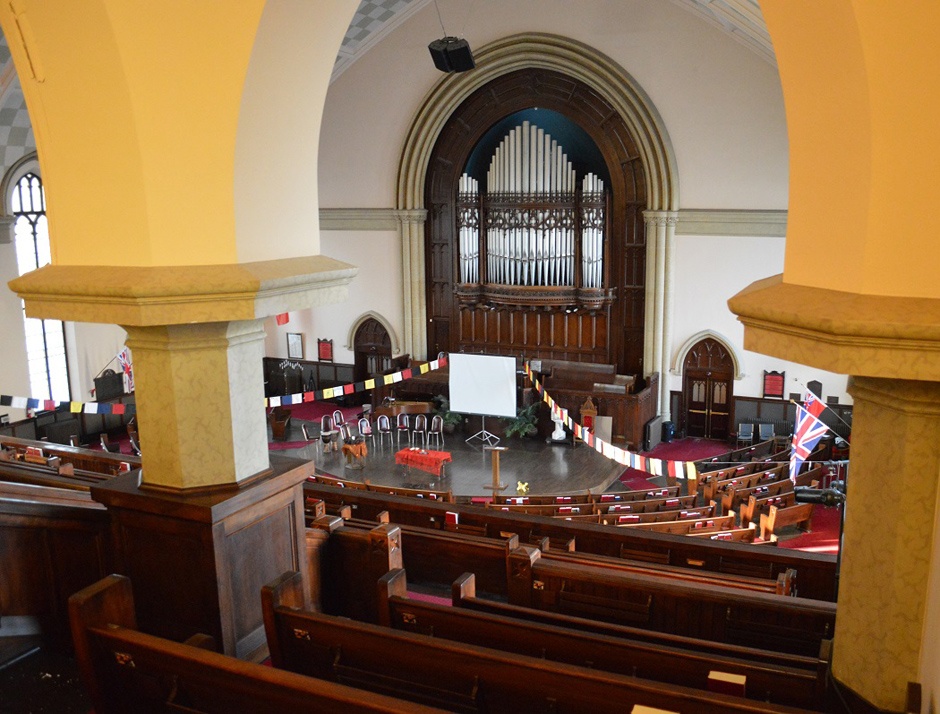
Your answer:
395;448;452;476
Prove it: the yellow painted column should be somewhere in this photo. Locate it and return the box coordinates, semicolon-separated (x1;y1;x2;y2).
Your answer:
124;321;269;490
734;2;940;709
1;1;359;489
838;378;940;703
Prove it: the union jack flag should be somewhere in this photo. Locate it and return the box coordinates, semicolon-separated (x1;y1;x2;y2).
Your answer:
117;347;134;394
789;403;829;481
804;390;826;419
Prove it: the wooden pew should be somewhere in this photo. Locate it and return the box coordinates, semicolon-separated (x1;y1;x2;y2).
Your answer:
308;472;369;489
601;504;717;526
453;571;829;681
539;547;795;596
723;478;794;522
304;482;839;601
620;514;736;535
599;493;699;514
1;481;112;643
506;545;836;656
316;513;797;606
740;492;797;528
310;514;519;598
69;574;442;714
704;464;788;505
376;568;828;710
493;486;679;506
0;435;141;475
262;570;823;714
686;527;758;543
760;503;815;542
365;482;454;502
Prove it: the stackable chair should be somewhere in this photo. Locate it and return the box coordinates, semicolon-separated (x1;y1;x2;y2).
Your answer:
376;414;393;447
412;413;429;447
357;417;374;443
320;414;338;452
427;414;444;448
396;413;411;445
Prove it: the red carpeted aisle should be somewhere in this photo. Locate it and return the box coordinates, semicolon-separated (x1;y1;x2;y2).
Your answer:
619;437;728;490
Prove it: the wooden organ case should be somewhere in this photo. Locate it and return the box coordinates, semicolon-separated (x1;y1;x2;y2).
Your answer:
452;120;616;365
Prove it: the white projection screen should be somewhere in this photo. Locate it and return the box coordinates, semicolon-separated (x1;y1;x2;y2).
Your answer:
448;353;517;418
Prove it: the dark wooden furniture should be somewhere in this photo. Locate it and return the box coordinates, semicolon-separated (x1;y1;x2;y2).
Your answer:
68;574;444;714
535;360;657;448
90;455;312;660
0;482;111;643
263;569;822;714
506;545;836;656
303;482;839;601
377;568;828;710
372;400;434;420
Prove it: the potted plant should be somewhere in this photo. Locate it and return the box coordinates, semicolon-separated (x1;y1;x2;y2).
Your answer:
505;403;539;439
433;395;464;434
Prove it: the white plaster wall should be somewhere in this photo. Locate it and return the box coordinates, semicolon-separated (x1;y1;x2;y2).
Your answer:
670;233;850;402
68;322;128;401
309;0;799;390
319;0;788;209
0;239;29;421
263;229;403;365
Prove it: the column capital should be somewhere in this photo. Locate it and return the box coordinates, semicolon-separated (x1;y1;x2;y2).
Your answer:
642;210;679;227
8;255;357;326
729;274;940;381
396;209;428;226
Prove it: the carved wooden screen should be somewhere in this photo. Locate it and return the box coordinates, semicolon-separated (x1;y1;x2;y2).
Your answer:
425;69;647;375
455;121;611;313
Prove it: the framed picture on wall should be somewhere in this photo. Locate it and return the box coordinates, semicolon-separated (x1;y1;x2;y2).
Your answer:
287;333;305;360
762;370;785;399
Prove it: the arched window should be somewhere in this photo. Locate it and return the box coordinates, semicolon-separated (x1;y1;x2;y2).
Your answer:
11;172;70;401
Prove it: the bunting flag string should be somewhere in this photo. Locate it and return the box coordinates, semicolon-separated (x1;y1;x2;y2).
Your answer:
523;362;696;481
0;356;450;417
0;393;136;416
265;356;447;408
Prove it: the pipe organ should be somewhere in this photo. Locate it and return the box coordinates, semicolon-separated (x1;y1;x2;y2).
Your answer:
456;121;614;311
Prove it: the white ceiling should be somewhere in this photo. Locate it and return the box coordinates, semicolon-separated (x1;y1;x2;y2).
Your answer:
333;0;773;80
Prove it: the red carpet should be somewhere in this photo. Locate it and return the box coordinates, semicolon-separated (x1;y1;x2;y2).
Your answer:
619;437;728;489
775;504;842;554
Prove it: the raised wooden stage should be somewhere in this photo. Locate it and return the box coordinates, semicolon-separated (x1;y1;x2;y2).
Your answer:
271;423;626;498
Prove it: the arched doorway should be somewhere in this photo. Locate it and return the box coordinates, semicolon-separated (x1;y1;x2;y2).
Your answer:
353;317;392;387
681;337;734;440
424;67;647;374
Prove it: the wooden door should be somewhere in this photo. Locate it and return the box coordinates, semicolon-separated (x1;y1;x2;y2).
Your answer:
682;338;734;440
353;319;391;404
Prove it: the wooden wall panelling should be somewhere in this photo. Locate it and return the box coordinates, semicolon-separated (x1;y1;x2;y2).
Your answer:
90;456;312;661
425;68;646;374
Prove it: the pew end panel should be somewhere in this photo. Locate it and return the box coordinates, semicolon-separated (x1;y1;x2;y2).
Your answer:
261;570;306;669
68;573;138;714
70;575;446;713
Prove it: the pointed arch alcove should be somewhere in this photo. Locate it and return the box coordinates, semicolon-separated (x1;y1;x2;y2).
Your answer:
397;33;679;404
678;334;738;440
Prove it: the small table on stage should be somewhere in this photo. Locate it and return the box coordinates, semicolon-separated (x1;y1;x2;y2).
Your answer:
395;447;452;477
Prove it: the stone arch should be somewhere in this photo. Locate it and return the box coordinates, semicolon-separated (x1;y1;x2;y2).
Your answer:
396;33;679;365
345;311;401;355
671;329;744;380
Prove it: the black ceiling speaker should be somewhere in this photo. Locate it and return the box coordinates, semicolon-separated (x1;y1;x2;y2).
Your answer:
428;37;475;73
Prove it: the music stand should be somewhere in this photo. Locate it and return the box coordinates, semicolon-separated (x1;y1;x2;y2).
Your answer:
466;415;500;447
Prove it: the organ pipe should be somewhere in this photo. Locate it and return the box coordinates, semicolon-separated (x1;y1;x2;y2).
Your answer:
457;120;607;303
